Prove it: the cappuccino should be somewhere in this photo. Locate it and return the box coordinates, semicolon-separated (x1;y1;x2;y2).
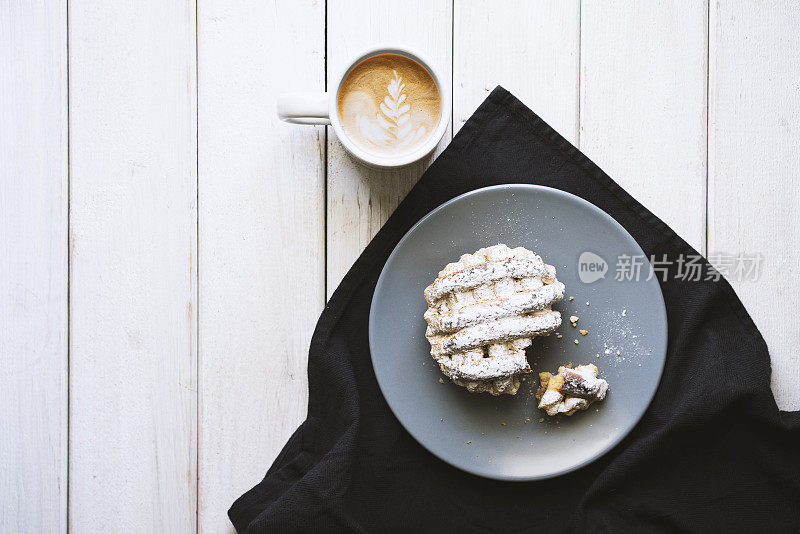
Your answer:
337;53;441;157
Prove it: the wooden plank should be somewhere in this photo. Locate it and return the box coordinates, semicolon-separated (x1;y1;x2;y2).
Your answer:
326;0;453;295
454;0;581;141
580;1;708;253
197;1;325;532
68;1;198;530
708;1;800;410
0;2;68;532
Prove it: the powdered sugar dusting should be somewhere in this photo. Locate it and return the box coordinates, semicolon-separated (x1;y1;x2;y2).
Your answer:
424;244;564;395
596;308;651;368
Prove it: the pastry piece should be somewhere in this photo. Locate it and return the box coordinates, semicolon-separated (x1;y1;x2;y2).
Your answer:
424;244;565;395
536;364;609;416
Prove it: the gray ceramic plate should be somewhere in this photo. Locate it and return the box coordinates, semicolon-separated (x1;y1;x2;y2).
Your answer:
369;184;667;481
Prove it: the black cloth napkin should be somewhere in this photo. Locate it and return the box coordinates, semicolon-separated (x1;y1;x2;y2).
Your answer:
230;87;800;533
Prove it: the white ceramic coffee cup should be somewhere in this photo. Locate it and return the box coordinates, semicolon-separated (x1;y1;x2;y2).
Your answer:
277;44;450;168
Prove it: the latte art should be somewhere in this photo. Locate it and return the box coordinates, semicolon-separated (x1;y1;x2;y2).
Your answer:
338;54;441;157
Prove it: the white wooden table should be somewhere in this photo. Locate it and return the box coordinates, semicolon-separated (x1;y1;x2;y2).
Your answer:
2;1;798;532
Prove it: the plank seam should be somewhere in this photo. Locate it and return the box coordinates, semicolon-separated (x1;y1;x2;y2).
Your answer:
66;0;72;530
577;0;582;148
705;0;711;257
451;0;454;141
194;0;200;531
324;0;329;303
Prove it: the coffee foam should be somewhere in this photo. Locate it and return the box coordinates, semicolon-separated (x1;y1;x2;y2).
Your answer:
337;53;441;157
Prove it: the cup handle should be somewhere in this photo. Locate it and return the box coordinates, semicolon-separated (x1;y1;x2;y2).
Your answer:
277;92;330;125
